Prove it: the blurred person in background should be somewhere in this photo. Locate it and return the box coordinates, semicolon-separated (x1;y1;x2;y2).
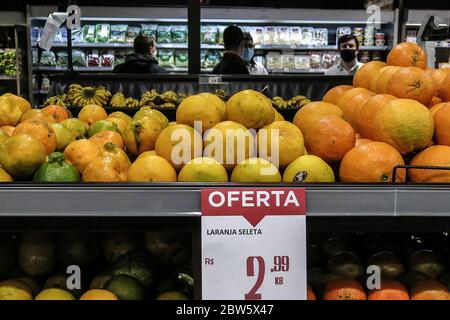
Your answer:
212;25;249;74
325;34;362;75
242;33;268;75
114;35;166;74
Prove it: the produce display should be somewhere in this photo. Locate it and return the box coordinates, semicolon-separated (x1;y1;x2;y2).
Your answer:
0;232;193;300
308;232;450;300
0;50;17;77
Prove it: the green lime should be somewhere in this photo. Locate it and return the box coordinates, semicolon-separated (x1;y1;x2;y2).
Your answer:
87;120;118;137
33;152;80;182
105;275;144;300
112;256;153;287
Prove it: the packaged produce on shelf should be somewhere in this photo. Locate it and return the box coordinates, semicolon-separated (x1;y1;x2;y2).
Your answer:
375;32;386;46
157;25;172;44
266;52;282;69
31;26;41;43
141;24;157;39
295;55;311;70
39;51;57;66
32;48;38;65
72;50;87;67
54;27;68;43
336;26;352;42
200;25;218;44
83;25;96;43
353;27;365;45
202;50;222;69
87;50;100;67
114;51;127;66
41;75;50;90
171;25;187;44
174;50;188;68
95;24;111;43
56;51;68;67
309;51;322;69
314;29;329;46
300;27;315;46
157;50;174;68
109;24;128;43
217;25;227;45
263;26;277;45
321;51;339;70
71;28;84;43
126;26;141;43
276;26;291;46
101;51;115;68
290;27;302;46
0;50;17;76
281;54;295;69
250;27;264;46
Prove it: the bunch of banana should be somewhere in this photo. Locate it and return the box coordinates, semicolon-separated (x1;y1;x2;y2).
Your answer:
125;97;140;108
68;85;111;107
140;89;162;107
290;95;311;107
160;91;178;104
44;95;67;108
157;102;176;109
271;95;311;110
110;92;126;108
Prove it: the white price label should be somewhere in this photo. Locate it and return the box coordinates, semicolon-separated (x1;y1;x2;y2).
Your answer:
201;188;307;300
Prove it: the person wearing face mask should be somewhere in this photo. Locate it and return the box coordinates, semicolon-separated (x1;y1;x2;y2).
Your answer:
113;35;166;74
242;33;268;75
325;35;363;76
212;25;249;75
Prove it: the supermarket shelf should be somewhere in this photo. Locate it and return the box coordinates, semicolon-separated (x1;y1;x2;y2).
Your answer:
33;89;48;95
33;66;114;72
0;75;16;80
268;68;326;74
2;185;450;218
32;42;188;49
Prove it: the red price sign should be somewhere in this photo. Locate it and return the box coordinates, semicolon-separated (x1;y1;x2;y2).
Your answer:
201;188;307;300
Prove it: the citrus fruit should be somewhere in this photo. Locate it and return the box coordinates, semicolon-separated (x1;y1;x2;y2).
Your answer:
327;251;363;279
387;42;427;69
388;67;435;105
78;104;107;125
21;109;56;124
105;275;144;300
35;288;75;300
89;273;112;290
339;141;406;183
374;66;402;94
0;134;46;179
198;92;226;120
87;120;119;137
409;250;445;279
13;120;57;155
282;155;335;183
411;279;449;300
293;101;344;135
82;156;128;182
322;85;353;104
136;150;157;160
0;125;15;136
409;145;450;183
102;233;136;264
156;291;189;300
105;117;127;133
127;155;177;182
178;157;228;182
357;94;397;139
323;278;367;300
231;158;281;182
367;279;409;300
372;99;434;155
338;90;375;132
353;61;387;89
18;233;55;277
15;277;40;297
155;124;203;170
439;73;450;101
100;142;131;170
49;123;76;151
34;152;80;182
257;121;305;168
0;128;11;143
79;289;118;300
60;118;88;139
112;256;153;287
203;121;255;171
304;115;355;163
433;105;450;146
0;94;28;126
176;95;222;132
123;116;168;156
273;108;284;121
57;233;99;269
64;139;101;174
41;105;69;123
109;111;132;123
225;90;275;129
367;251;405;279
2;93;31;113
0;167;13;182
133;107;169;128
307;286;317;300
89;130;124;150
0;279;33;300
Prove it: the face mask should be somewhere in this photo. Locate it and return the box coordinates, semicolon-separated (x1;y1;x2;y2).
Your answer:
242;48;254;62
340;49;357;63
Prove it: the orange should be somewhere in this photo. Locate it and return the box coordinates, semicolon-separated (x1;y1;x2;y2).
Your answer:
426;68;450;95
411;279;449;300
273;108;284;121
409;145;450;183
0;125;15;136
355;138;372;147
82;156;128;182
307;286;317;300
198;92;226;120
339;91;375;132
433;105;450;146
438;73;450;102
225;90;275;130
293;101;344;135
336;88;372;111
176;95;222;133
372;99;434;155
127;155;177;182
0;279;33;300
64;139;101;174
231;158;281;183
429;102;450;119
105;117;127;133
89;130;124;150
387;42;427;70
2;93;32;113
78;104;107;126
178;157;228;182
41;105;69;123
323;278;366;300
374;66;401;94
357;94;397;139
100;142;131;170
155;124;203;170
13;120;57;155
20;109;56;124
339;141;406;183
428;96;443;108
304;116;355;163
368;279;409;300
322;85;353;105
123;116;168;156
353;61;387;89
388;67;435;105
79;289;118;300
